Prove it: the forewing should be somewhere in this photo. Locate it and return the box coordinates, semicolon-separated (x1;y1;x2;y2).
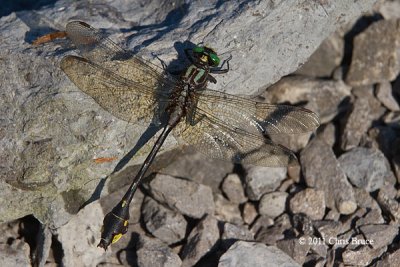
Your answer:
64;21;176;96
193;89;320;137
60;55;165;124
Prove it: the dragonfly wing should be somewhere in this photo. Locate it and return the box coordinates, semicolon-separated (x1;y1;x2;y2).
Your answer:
173;113;298;167
64;21;176;97
192;89;320;137
60;55;169;124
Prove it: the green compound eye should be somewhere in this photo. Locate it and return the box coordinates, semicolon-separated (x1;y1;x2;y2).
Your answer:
193;46;204;53
209;53;220;66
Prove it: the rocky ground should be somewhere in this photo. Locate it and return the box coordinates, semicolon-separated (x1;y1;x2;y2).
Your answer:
1;0;400;266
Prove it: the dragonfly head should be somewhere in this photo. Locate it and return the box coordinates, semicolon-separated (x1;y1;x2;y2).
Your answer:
192;45;221;67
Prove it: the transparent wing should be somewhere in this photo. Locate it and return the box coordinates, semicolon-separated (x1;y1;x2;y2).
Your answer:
64;21;176;90
193;89;320;137
172;89;319;167
61;21;177;124
173;111;298;167
60;55;170;124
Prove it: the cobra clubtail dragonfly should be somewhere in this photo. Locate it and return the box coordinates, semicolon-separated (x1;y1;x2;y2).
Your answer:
58;21;320;250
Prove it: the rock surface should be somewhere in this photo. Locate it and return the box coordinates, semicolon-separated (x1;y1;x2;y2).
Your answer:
218;241;301;267
2;0;395;266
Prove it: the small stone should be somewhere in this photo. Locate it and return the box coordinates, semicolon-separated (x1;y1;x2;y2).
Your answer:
221;173;247;204
263;76;351;123
214;193;243;225
242;202;258;225
373;247;400;267
324;209;340;221
377;188;400;222
221;223;254;249
181;215;219;267
353;188;381;210
295;31;344;78
304;254;326;267
287;164;301;183
250;215;274;237
367;126;400;159
342;246;386;266
359;224;399;249
301;138;357;215
0;240;30;267
218;241;301;267
383;111;400;129
309;241;328;258
142;197;187;245
376;82;400;111
136;235;182;267
148;174;215;219
259;191;288;218
276;238;311;265
289;188;325;220
341;208;368;233
317;123;336;148
254;214;292;245
338;147;395;192
346;19;400;86
292;213;314;236
355;208;384;227
393;155;400;184
313;220;342;244
277;178;294;193
245;166;287;201
340;86;383;150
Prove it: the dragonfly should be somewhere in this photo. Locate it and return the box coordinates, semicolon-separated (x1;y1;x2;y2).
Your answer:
58;21;320;250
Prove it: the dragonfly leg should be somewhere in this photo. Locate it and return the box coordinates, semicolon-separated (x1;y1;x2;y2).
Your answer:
210;54;232;74
187;108;206;126
208;74;217;84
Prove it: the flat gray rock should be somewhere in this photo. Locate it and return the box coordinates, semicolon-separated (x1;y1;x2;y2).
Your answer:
0;0;378;229
147;174;215;219
300;138;357;215
338;147;395;192
218;241;301;267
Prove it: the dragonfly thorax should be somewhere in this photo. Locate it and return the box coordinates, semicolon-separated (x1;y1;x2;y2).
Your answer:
181;64;210;90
